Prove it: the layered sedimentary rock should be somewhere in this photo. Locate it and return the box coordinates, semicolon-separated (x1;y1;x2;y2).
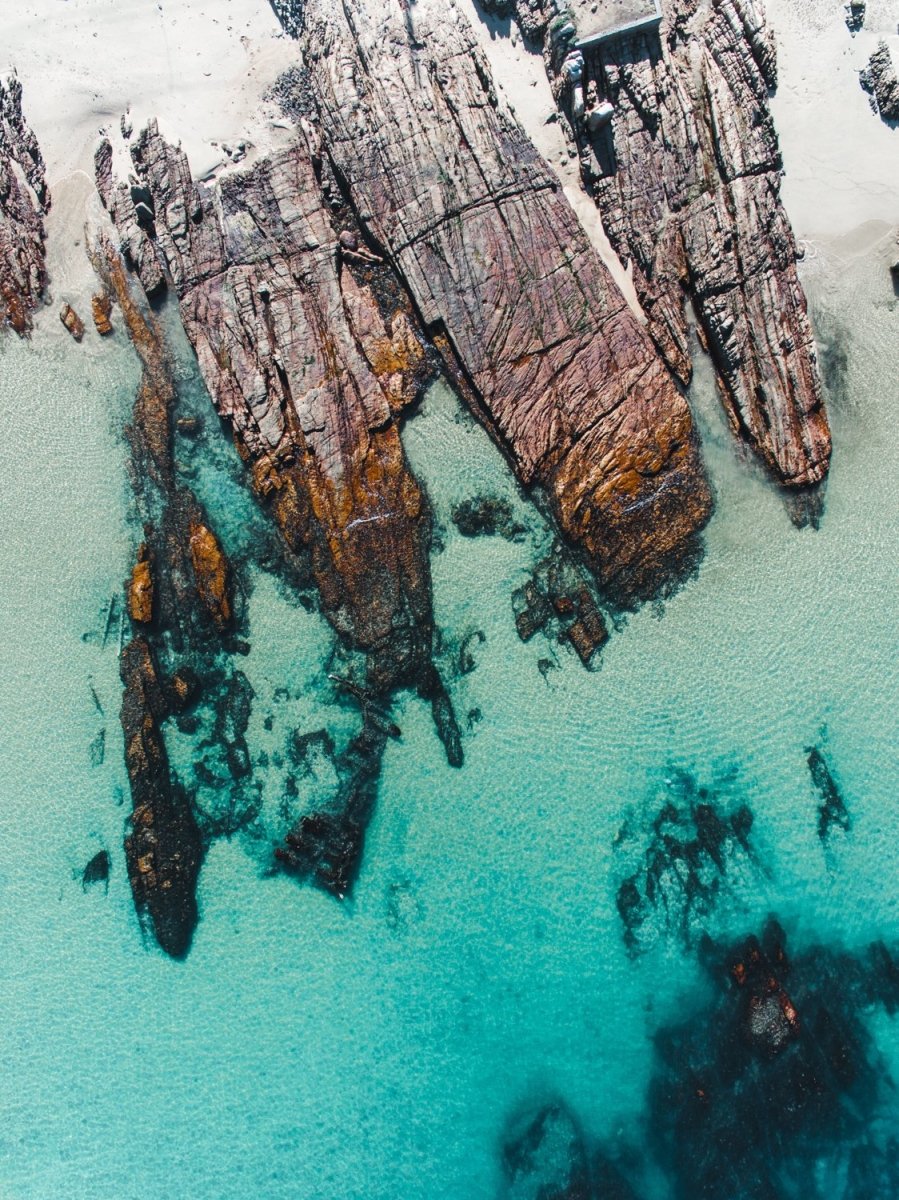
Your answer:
296;0;712;602
485;0;831;490
0;76;49;335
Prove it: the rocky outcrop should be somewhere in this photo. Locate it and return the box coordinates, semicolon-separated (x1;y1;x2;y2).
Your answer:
860;41;899;123
97;123;449;699
121;637;202;958
298;0;712;603
0;76;49;335
487;0;831;491
91;235;245;955
59;302;85;341
95;117;464;898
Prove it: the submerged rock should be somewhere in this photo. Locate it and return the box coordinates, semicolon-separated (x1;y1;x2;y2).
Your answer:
513;544;609;667
807;743;850;840
500;1100;591;1200
648;920;899;1199
614;770;755;953
120;638;202;958
451;497;526;542
82;849;110;891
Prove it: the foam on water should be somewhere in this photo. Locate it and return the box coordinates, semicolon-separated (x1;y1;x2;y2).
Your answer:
0;236;897;1196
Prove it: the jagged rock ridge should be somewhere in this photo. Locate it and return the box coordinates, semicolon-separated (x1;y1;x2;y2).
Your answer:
299;0;712;603
0;76;49;335
482;0;831;490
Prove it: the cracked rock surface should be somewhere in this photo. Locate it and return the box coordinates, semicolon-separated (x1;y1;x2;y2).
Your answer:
0;76;49;335
484;0;831;490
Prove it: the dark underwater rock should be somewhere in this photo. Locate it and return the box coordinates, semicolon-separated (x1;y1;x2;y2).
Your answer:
501;1101;591;1200
277;723;388;898
82;849;110;891
614;770;755;953
807;744;850;840
514;544;609;666
451;497;526;542
120;638;202;959
648;919;899;1200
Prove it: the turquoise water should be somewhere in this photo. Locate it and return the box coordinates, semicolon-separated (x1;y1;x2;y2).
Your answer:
1;226;898;1196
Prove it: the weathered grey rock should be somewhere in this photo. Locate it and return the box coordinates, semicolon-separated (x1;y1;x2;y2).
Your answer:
845;0;866;34
489;0;830;490
0;76;49;335
299;0;712;603
860;41;899;122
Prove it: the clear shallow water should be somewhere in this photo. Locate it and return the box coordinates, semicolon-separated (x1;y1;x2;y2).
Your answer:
0;238;897;1198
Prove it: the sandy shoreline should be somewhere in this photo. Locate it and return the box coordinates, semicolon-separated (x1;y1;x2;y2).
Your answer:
2;0;297;188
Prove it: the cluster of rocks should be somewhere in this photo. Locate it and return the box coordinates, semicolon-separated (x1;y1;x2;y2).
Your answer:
0;77;49;335
860;41;899;123
512;543;609;667
450;496;527;542
614;771;754;953
501;919;899;1199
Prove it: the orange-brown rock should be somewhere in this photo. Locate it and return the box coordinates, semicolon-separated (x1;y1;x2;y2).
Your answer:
188;520;231;631
128;543;154;623
0;76;48;336
91;290;113;335
59;302;84;341
101;122;444;695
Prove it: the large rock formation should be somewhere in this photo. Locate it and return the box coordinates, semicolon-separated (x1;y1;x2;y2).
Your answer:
0;76;49;335
95;119;462;900
483;0;831;491
91;235;244;955
96;126;449;698
298;0;712;603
